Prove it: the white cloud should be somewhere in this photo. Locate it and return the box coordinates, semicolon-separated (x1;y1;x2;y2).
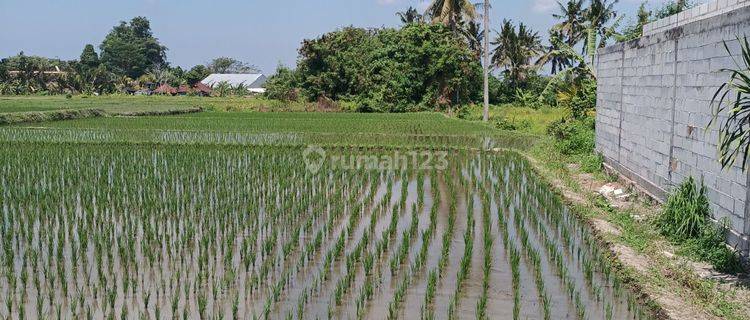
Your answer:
377;0;398;5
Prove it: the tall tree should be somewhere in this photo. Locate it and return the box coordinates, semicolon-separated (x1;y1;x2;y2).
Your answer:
655;0;693;19
396;6;423;24
491;20;543;89
425;0;477;31
583;0;620;61
482;0;490;122
79;44;100;69
207;57;260;74
99;16;167;79
537;30;572;74
460;20;484;60
552;0;586;47
185;65;210;85
617;2;651;42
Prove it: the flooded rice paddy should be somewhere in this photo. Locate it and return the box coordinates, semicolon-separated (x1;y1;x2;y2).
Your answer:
0;144;649;319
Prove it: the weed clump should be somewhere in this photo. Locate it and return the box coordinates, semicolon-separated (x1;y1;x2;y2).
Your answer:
658;177;743;273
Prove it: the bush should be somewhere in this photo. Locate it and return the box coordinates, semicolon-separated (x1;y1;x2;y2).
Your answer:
557;78;596;119
264;65;299;102
658;177;743;273
546;117;595;155
293;24;482;112
493;116;532;132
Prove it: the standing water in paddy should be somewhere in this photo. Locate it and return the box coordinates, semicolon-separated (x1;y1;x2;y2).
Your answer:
0;144;649;319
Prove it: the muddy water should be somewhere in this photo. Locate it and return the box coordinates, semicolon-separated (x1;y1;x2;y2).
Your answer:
0;147;650;320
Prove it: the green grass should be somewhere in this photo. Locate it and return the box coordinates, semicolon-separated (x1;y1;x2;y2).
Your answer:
16;112;493;135
460;104;566;135
0;95;310;114
3;111;537;149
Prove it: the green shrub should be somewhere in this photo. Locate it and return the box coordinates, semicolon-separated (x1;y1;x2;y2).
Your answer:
513;89;543;109
493;116;532;132
546;117;595;155
557;78;596;119
658;177;743;273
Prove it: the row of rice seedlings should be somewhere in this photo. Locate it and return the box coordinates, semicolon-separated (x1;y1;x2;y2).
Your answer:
253;175;347;318
520;169;621;318
386;181;439;320
476;187;493;320
270;176;372;320
301;173;405;318
353;197;404;318
491;157;589;319
0;126;518;150
419;171;457;320
388;195;439;319
513;204;552;319
324;177;387;317
494;154;641;319
388;203;419;277
446;186;475;319
295;184;382;319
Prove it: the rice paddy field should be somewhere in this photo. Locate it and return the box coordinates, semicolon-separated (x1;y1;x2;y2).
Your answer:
0;109;650;319
0;96;305;114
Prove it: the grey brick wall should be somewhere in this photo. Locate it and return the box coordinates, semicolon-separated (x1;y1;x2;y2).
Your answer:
596;2;750;258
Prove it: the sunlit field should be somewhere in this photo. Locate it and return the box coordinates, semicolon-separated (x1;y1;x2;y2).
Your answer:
0;110;648;319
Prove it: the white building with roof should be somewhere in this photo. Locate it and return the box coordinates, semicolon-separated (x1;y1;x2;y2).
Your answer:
201;73;267;93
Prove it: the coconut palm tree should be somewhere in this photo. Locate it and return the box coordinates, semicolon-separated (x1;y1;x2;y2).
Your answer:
583;0;620;61
552;0;586;47
537;42;596;100
425;0;477;31
536;30;572;75
460;20;484;60
491;20;543;89
396;6;423;24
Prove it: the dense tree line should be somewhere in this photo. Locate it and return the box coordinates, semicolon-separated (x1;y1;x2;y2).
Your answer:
0;17;258;95
267;24;482;112
2;1;694;104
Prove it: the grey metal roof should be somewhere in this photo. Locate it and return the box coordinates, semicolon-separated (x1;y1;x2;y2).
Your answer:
201;73;267;88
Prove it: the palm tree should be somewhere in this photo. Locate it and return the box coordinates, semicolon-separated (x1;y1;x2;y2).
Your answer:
583;0;620;61
396;6;423;24
460;20;484;60
491;20;543;88
425;0;477;31
552;0;586;47
537;42;596;98
536;30;572;75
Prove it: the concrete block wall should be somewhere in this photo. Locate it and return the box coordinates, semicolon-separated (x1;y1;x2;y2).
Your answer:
596;2;750;258
644;0;750;36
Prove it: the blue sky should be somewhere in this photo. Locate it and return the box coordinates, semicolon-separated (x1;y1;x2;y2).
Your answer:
0;0;693;74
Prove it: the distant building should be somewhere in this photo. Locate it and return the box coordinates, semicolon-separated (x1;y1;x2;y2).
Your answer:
177;83;212;96
153;83;177;95
201;73;267;93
